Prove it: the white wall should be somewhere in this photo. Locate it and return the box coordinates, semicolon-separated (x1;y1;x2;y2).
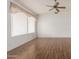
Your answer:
37;12;71;37
7;33;36;51
7;0;36;51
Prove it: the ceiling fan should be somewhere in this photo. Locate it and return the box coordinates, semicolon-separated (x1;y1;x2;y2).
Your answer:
46;0;66;14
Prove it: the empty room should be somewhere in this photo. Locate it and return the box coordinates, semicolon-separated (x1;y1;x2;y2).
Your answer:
7;0;71;59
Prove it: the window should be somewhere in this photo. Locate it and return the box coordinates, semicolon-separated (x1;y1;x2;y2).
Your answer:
11;12;28;36
11;3;36;37
28;16;36;33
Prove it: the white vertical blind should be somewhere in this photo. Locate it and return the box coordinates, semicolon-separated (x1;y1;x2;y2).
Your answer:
11;3;36;37
28;16;36;33
11;12;28;36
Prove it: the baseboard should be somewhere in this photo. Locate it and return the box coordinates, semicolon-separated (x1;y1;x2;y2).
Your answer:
37;37;71;39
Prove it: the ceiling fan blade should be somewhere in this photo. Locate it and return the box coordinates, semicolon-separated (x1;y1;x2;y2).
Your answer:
56;2;59;6
57;7;66;9
46;5;53;7
49;7;54;11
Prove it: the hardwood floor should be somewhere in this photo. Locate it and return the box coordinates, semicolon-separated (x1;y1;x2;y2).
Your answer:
8;38;71;59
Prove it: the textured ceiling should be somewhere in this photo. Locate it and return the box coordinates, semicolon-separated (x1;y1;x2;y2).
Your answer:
14;0;70;15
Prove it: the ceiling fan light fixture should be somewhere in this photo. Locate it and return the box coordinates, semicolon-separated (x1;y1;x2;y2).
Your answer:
46;0;66;14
